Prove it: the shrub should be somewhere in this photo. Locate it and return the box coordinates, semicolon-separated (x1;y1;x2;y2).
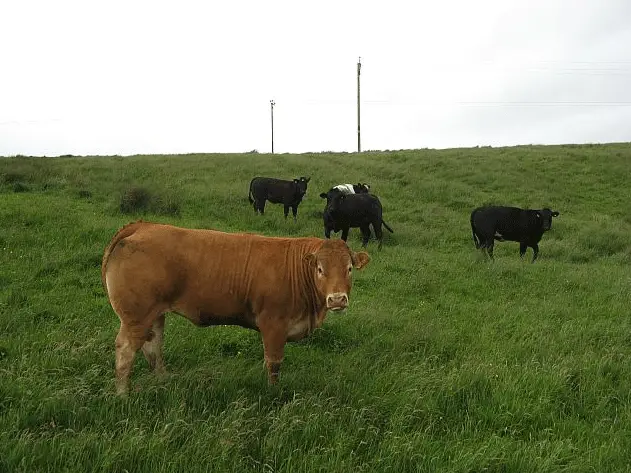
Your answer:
119;187;152;214
119;186;181;216
13;182;29;193
2;172;26;184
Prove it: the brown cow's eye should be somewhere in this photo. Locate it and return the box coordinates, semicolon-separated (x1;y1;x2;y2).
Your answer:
348;267;352;273
317;266;323;274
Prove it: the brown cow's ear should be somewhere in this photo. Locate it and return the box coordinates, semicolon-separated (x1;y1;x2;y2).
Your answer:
303;253;317;267
351;251;370;270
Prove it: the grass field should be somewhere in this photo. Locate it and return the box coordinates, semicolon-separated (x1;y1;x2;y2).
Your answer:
1;144;630;472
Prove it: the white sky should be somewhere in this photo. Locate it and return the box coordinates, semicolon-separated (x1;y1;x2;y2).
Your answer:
1;0;630;156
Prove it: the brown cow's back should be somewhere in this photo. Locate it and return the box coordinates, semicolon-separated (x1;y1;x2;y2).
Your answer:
103;222;325;328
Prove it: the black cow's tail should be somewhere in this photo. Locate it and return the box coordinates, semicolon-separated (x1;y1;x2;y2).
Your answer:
470;210;481;248
382;220;394;233
248;179;255;204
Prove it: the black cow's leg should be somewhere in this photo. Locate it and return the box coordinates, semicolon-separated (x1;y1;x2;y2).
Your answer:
519;242;528;259
341;227;350;242
531;243;539;263
485;241;495;261
284;205;290;219
373;222;383;250
291;205;298;221
256;200;265;215
324;227;331;239
360;224;371;248
478;242;488;258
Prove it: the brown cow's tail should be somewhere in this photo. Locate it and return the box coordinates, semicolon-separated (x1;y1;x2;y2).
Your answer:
382;220;394;233
101;220;145;296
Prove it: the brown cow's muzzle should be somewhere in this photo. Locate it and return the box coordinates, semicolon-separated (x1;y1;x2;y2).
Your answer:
327;292;349;311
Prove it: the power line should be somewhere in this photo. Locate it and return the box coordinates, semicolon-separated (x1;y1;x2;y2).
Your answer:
297;99;631;106
457;101;631;107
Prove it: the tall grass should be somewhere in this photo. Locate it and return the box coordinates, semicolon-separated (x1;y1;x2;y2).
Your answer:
1;144;630;472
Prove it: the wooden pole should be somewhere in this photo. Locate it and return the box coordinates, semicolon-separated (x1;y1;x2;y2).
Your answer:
270;99;275;154
357;57;361;153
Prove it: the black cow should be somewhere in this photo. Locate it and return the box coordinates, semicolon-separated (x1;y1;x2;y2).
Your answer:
320;190;393;249
470;206;560;262
248;176;310;220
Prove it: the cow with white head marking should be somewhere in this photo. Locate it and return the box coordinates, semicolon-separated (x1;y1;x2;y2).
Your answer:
331;183;370;195
320;189;394;250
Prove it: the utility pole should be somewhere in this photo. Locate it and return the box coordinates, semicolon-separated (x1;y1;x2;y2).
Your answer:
357;57;361;153
270;99;275;154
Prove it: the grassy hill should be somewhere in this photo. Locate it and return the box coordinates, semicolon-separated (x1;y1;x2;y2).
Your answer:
1;144;630;472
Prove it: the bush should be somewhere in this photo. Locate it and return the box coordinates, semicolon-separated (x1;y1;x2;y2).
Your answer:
2;172;26;184
119;186;181;216
119;187;152;214
12;182;29;193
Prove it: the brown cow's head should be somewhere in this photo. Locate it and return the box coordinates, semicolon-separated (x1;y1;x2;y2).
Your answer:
304;240;370;311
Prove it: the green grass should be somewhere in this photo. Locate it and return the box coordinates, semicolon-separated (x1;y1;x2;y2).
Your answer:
1;144;630;472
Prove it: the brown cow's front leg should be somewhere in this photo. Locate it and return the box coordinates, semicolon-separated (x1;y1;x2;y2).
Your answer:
259;321;287;384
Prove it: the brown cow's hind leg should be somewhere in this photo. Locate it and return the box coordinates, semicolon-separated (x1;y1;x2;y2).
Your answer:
141;314;166;376
115;323;145;396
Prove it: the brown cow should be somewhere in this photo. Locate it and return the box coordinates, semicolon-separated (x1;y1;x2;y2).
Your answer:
101;221;370;395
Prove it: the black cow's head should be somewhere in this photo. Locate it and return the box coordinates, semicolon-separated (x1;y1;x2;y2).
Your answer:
319;188;344;208
536;208;560;231
354;183;370;193
293;176;310;197
324;191;347;215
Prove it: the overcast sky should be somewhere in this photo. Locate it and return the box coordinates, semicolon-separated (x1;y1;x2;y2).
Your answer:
1;0;630;156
